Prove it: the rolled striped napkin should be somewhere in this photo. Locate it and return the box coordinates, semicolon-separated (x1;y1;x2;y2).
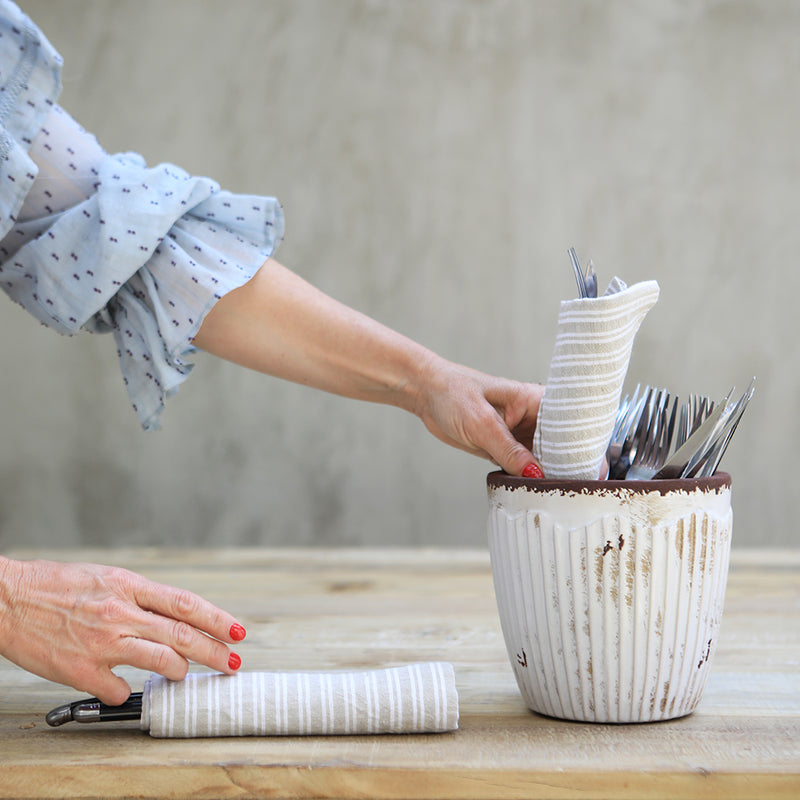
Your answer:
141;663;458;738
533;279;660;479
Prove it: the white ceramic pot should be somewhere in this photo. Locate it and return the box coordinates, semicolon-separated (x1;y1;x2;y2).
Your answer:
487;472;732;723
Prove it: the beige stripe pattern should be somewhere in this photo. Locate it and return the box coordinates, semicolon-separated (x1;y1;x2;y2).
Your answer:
533;280;660;479
141;663;458;738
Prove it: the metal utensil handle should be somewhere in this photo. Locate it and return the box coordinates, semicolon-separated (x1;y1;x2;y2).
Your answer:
568;247;588;298
584;259;598;298
46;692;143;726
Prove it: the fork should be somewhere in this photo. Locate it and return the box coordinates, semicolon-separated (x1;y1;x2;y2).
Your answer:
607;385;649;479
613;389;713;480
625;390;677;480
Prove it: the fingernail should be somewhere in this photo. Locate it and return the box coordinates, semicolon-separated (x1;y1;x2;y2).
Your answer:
229;623;247;641
228;652;242;671
522;463;544;479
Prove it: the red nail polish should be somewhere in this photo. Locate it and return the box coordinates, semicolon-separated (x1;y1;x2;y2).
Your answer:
229;623;246;642
522;463;544;479
228;652;241;671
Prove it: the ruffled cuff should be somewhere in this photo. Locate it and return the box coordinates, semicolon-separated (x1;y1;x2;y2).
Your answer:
1;151;284;429
105;188;285;430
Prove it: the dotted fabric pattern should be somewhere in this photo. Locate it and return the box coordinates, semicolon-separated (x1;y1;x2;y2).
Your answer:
0;1;284;429
0;0;62;235
2;149;285;429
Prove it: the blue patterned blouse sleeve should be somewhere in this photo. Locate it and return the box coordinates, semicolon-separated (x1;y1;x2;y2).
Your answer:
0;2;285;430
0;0;61;238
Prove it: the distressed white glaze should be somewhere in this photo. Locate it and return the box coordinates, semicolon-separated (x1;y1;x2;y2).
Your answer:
487;477;732;723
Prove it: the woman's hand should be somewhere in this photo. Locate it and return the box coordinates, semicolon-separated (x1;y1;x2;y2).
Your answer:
195;259;543;476
0;557;246;705
413;356;544;476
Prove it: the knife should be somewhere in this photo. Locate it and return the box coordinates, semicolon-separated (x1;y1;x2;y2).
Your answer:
651;397;730;480
46;693;143;726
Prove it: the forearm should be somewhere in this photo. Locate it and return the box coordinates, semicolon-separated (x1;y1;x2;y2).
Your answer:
194;258;544;476
193;259;440;416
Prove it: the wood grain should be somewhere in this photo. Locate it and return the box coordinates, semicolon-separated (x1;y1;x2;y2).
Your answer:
0;548;798;799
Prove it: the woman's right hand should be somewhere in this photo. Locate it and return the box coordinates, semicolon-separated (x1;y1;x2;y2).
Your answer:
0;557;246;705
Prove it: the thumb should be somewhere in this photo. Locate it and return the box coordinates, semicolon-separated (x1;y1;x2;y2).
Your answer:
85;670;133;706
490;434;543;478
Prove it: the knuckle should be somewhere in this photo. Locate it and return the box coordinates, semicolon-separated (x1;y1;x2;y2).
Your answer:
171;588;201;620
151;647;178;677
504;440;527;462
171;620;196;651
98;596;129;625
105;565;137;593
210;639;229;667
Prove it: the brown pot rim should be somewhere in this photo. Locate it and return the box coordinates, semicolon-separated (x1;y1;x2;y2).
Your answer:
487;471;731;496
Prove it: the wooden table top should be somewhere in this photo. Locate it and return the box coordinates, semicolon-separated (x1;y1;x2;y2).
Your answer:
0;547;798;799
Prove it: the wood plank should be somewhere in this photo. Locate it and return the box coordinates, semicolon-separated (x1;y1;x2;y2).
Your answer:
0;548;798;799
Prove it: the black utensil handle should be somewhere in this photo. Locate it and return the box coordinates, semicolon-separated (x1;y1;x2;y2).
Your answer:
46;692;143;726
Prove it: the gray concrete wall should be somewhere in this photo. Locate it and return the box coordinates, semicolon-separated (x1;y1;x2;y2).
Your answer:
1;1;795;549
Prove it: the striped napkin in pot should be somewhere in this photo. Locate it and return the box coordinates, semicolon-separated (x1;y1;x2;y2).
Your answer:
141;662;458;738
532;279;660;479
